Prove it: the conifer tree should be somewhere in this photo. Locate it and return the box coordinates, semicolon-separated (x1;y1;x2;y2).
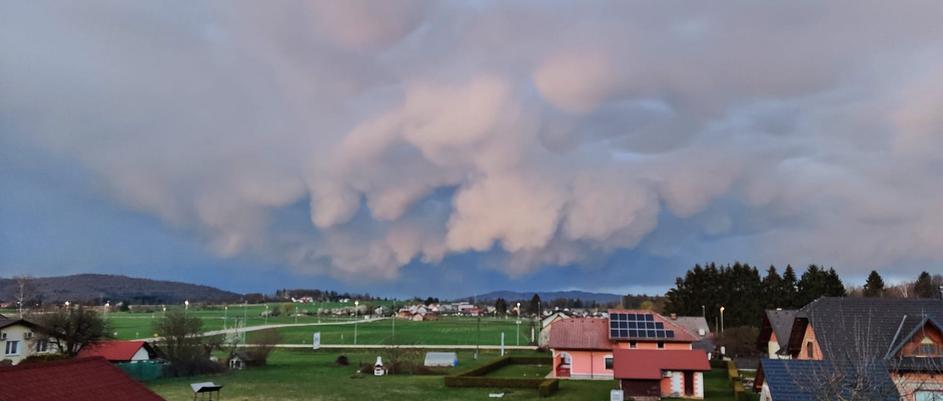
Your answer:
863;270;885;297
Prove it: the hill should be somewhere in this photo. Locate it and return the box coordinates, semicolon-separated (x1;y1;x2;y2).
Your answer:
0;274;241;305
467;290;624;305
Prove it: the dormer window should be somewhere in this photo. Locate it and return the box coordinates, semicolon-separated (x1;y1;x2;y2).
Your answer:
917;336;938;356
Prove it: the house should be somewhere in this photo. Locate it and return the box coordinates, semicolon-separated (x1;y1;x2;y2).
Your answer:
0;318;59;365
548;310;710;399
538;311;570;347
754;298;943;401
397;305;438;321
756;358;899;401
0;356;167;401
757;309;797;359
666;315;714;354
613;349;710;400
227;351;260;370
77;340;159;363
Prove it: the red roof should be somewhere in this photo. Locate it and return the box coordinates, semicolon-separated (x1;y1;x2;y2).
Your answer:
612;349;711;379
77;341;151;362
0;357;166;401
548;318;613;350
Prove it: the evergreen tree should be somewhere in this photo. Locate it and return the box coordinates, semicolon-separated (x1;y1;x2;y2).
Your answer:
528;294;542;316
914;271;936;298
797;265;846;306
782;265;799;307
494;298;508;315
863;270;885;297
761;266;785;308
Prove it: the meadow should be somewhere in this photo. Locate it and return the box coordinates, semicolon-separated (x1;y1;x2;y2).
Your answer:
251;316;538;346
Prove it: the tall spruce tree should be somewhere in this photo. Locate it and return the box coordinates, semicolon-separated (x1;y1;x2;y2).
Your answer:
797;265;846;306
863;271;885;297
761;266;786;308
782;265;799;307
914;271;936;298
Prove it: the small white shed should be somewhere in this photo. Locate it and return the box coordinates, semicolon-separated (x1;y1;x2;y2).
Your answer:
423;352;458;367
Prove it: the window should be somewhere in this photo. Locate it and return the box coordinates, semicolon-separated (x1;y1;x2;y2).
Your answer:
604;355;613;370
806;342;814;359
629;340;637;349
559;352;572;366
915;390;943;401
657;341;665;349
917;337;939;356
5;340;19;356
35;339;49;353
24;332;32;339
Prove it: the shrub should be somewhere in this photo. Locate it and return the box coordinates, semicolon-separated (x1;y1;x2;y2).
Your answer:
336;355;349;366
538;379;559;397
20;354;70;364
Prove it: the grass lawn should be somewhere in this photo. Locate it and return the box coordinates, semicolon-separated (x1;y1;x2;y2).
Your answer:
147;349;614;401
485;364;551;379
254;317;537;346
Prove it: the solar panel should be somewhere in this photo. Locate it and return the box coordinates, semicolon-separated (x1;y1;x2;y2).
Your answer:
610;313;677;340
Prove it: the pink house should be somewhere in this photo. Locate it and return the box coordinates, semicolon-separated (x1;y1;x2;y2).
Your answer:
548;310;710;399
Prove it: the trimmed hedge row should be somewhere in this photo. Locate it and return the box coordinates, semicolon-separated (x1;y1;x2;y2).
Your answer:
444;356;559;397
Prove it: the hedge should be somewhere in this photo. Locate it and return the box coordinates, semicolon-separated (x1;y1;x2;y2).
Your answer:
444;356;559;397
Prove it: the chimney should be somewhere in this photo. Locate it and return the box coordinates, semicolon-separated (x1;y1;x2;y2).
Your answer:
670;313;677;320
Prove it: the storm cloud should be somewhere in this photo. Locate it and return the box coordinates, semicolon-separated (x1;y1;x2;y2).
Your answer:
3;1;943;284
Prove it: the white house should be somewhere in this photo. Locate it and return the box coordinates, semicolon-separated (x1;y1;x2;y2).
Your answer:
0;318;59;365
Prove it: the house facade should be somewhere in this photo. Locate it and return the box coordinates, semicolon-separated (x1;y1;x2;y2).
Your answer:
0;318;59;365
755;298;943;401
757;309;797;359
548;310;710;399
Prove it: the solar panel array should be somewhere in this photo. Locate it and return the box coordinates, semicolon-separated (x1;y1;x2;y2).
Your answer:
609;313;675;339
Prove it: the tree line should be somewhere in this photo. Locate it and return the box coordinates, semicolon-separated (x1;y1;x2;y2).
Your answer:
665;262;942;330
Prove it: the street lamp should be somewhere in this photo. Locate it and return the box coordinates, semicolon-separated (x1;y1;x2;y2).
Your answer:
105;301;110;320
719;306;726;334
354;301;360;345
701;305;705;318
184;300;190;317
264;304;270;325
516;302;522;346
224;305;229;330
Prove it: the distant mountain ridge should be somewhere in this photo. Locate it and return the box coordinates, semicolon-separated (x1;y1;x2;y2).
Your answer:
0;274;241;304
467;290;623;304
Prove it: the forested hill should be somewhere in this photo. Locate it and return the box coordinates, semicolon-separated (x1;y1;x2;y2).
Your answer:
0;274;241;305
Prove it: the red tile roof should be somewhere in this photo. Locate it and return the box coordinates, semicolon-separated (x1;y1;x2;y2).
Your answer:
607;309;697;342
0;357;166;401
548;318;613;350
612;349;710;379
77;340;151;362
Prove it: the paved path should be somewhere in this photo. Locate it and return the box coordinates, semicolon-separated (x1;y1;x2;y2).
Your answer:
135;317;387;341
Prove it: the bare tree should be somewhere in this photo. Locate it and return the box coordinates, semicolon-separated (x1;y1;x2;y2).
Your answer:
34;305;111;356
14;275;37;317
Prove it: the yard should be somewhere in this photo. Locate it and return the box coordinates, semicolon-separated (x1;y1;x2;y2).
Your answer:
147;349;613;401
147;349;742;401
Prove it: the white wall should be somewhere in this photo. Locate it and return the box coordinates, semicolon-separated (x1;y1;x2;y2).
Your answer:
1;323;59;365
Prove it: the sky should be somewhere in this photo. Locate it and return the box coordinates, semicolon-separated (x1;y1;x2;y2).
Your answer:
2;1;943;298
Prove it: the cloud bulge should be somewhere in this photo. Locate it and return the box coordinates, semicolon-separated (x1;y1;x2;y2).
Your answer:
2;1;943;286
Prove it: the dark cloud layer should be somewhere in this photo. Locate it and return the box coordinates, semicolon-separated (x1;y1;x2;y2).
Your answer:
2;1;943;291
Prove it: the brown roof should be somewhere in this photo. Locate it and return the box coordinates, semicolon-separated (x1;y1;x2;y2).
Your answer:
0;357;167;401
612;349;710;379
548;318;612;350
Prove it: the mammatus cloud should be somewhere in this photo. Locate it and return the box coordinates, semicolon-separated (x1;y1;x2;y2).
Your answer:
2;1;943;281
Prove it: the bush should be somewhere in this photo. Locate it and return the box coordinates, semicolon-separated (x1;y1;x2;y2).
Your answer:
20;354;70;364
538;379;559;397
336;355;349;366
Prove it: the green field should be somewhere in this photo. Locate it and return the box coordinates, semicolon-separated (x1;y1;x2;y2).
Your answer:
252;317;537;346
147;349;614;401
102;303;377;339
